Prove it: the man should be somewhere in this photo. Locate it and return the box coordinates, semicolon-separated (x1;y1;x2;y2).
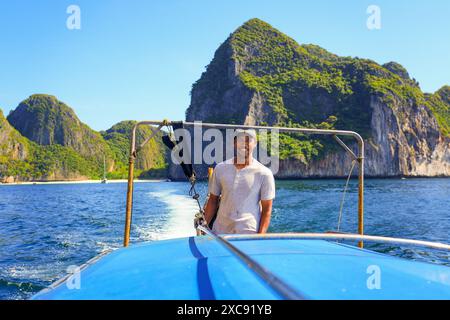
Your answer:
204;129;275;234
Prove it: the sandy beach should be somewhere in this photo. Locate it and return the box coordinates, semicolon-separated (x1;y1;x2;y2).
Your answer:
0;179;166;186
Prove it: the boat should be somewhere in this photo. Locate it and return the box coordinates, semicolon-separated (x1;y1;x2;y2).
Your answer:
101;155;107;184
31;121;450;300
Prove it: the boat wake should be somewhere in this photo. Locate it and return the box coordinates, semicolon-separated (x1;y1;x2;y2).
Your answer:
136;186;198;241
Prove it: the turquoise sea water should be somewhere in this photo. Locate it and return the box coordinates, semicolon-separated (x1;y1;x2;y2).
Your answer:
0;178;449;300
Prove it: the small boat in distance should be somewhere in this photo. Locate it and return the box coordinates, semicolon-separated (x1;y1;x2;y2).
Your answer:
101;155;107;184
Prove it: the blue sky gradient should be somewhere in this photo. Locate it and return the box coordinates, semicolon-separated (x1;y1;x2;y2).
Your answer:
0;0;449;130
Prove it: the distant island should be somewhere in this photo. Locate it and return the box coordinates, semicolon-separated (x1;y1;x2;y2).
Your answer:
1;18;449;183
0;95;167;183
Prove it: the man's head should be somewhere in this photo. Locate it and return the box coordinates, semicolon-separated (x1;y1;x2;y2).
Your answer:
234;129;257;164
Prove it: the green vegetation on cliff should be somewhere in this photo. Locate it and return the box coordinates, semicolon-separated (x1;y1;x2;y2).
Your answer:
425;86;450;136
187;18;450;162
1;96;168;181
1;107;98;179
7;94;112;158
101;121;167;179
0;109;30;177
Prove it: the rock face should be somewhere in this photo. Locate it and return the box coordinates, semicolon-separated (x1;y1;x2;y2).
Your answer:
1;95;167;181
184;18;450;178
0;109;30;181
2;175;15;183
0;109;29;161
7;94;109;159
276;94;449;178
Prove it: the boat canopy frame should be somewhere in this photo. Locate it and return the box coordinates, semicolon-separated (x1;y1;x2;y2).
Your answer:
123;120;365;248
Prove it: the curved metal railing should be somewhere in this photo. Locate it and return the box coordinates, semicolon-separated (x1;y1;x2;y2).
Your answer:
123;120;365;247
221;233;450;252
197;225;307;300
194;227;450;300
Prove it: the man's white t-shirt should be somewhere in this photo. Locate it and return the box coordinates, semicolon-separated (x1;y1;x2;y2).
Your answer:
208;157;276;234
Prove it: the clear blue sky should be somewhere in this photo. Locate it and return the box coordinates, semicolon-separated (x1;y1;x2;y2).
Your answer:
0;0;449;130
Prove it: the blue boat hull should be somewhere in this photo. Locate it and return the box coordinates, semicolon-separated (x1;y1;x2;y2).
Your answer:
32;236;450;300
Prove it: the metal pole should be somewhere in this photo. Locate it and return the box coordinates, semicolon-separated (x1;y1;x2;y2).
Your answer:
357;139;364;248
124;125;138;247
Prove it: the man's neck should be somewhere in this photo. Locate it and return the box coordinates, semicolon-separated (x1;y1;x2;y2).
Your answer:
233;156;253;169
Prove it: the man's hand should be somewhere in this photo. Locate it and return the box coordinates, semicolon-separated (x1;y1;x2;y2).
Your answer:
204;194;220;226
258;199;273;233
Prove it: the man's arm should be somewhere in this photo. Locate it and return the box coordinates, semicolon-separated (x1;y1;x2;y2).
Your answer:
204;194;220;226
258;199;273;233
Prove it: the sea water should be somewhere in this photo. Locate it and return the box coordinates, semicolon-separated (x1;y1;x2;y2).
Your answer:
0;178;449;299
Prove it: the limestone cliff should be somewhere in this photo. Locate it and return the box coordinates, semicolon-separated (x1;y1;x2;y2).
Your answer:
1;95;167;181
0;109;30;182
7;94;111;161
184;18;450;178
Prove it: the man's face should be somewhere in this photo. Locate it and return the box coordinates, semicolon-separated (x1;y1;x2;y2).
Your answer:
234;135;256;164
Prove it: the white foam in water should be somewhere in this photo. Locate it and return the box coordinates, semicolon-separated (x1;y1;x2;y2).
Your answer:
4;265;59;282
137;188;198;241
